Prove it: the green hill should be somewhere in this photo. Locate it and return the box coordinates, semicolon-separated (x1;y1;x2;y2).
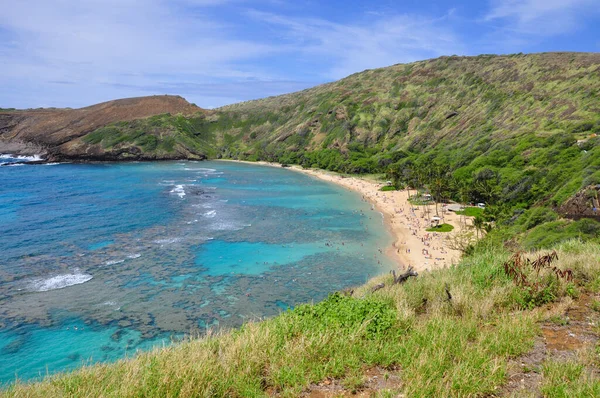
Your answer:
212;52;599;201
209;52;600;247
0;95;212;161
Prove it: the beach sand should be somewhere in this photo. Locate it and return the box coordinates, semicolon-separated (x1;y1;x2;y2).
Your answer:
223;160;473;272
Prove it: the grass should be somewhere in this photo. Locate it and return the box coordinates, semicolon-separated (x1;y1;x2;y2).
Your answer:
455;207;484;217
4;240;599;397
426;223;454;232
380;185;397;192
408;196;433;206
520;219;600;250
541;359;600;397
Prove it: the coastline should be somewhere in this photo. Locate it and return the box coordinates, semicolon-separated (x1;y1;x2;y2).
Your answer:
5;156;470;271
220;160;468;271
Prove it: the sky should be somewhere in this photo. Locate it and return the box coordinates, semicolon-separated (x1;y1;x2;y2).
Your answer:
1;0;599;109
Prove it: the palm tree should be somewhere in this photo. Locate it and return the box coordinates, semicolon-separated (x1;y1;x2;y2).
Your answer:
473;168;501;205
413;163;430;218
402;167;413;200
387;167;400;190
430;166;449;218
473;216;485;239
453;178;471;227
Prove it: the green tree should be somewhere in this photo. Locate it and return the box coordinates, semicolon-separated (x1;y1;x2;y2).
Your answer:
402;166;415;200
473;168;501;205
473;216;485;239
387;167;401;190
454;178;472;227
430;166;450;218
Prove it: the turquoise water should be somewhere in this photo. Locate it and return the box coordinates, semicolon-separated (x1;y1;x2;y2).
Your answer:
0;160;394;384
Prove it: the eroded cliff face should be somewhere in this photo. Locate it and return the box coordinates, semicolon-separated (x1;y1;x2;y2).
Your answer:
559;185;600;221
0;95;207;161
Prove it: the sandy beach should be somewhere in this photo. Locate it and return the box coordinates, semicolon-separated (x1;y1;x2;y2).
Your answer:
224;160;473;272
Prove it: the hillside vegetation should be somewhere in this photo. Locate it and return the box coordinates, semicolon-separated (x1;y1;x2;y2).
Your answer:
0;95;210;161
4;240;600;397
212;53;599;200
212;52;600;248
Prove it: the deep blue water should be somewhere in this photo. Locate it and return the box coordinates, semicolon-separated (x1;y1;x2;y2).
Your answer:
0;160;393;384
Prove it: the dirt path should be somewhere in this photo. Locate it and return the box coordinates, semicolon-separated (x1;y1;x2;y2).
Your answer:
500;294;600;396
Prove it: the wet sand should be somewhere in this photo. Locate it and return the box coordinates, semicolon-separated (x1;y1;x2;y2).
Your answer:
223;160;473;271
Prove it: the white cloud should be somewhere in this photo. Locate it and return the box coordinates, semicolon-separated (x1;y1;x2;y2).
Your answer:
0;0;597;109
0;1;467;108
0;0;283;107
246;10;464;80
484;0;599;36
0;0;272;79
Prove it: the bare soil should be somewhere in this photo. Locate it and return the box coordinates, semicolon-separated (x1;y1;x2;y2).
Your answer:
500;294;600;397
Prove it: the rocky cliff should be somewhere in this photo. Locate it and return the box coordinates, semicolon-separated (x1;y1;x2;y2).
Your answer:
559;185;600;221
0;95;207;161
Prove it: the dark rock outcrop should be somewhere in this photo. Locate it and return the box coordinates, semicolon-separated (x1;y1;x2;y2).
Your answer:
559;185;600;221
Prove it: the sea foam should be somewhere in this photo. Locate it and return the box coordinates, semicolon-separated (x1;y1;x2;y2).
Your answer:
0;154;43;161
0;154;43;166
170;185;186;198
29;271;93;292
203;210;217;218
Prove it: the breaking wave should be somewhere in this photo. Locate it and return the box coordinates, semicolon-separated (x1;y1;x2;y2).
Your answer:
28;271;93;292
170;185;186;198
0;154;43;166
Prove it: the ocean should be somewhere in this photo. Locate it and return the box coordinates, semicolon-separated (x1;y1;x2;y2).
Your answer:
0;159;394;384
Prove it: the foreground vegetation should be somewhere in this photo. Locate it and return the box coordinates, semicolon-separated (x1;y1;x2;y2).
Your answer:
4;240;600;397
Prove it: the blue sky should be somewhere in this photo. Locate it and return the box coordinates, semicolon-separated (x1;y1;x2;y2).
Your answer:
1;0;599;109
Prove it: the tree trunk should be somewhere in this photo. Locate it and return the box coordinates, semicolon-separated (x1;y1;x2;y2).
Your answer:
392;267;418;284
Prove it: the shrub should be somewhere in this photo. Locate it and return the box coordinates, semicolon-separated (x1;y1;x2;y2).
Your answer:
135;135;158;151
289;292;398;339
523;207;558;230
